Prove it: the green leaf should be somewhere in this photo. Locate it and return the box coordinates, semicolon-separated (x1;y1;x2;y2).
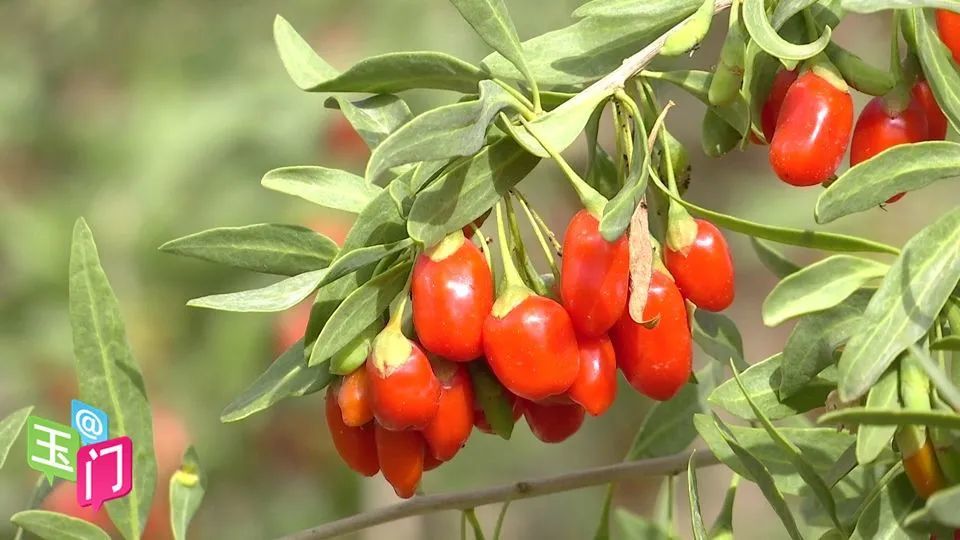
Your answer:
821;408;960;430
468;361;516;440
911;9;960;134
908;483;960;528
599;117;648;242
366;81;518;183
780;290;872;398
408;137;539;247
844;0;960;13
701;109;741;157
261;166;383;214
186;269;326;313
318;239;413;289
11;511;111;540
643;70;750;136
304;271;372;355
325;94;413;150
695;414;854;496
743;0;832;69
707;475;739;540
160;224;338;276
709;416;804;540
856;369;900;464
850;473;923;540
0;406;32;469
169;447;205;540
309;262;411;366
817;142;960;223
907;344;960;412
448;0;533;93
614;509;671;540
692;310;745;369
687;453;707;540
730;361;844;533
651;174;900;255
709;354;834;420
762;255;887;326
750;238;801;278
932;336;960;351
69;218;155;540
504;90;614;158
838;207;960;401
221;340;331;422
274;15;485;93
342;187;408;252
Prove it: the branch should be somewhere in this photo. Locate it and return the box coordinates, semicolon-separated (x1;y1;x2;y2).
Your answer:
277;449;720;540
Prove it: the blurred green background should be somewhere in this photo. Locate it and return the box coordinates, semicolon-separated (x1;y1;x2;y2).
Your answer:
1;1;956;539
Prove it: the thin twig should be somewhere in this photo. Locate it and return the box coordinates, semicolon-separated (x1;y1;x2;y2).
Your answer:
276;450;720;540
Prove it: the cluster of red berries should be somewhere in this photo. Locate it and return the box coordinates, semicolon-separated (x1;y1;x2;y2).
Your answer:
761;10;955;193
325;208;735;498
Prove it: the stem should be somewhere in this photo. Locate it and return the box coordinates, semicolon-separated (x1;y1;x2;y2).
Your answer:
890;11;903;83
518;116;607;218
493;499;512;540
386;271;413;332
513;191;560;282
529;78;543;115
504;193;548;295
493;79;536;120
495;201;525;289
513;190;562;254
464;508;486;540
275;450;721;540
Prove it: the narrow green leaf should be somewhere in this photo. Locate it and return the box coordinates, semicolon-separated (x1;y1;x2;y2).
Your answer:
0;406;32;469
707;475;739;540
817;142;960;223
692;310;746;369
366;81;519;183
325;94;413;150
911;9;960;134
504;90;614;158
261;166;382;214
701;108;741;157
906;344;960;412
169;447;205;540
825;43;895;97
221;340;331;422
838;208;960;401
710;354;834;420
408;137;539;247
710;416;804;540
856;369;900;464
822;408;960;430
70;218;155;540
186;269;326;313
743;0;832;68
160;224;338;276
342;187;408;252
844;0;960;13
730;361;844;533
651;174;900;254
600;104;649;242
850;473;923;540
750;238;801;278
780;290;872;398
274;16;485;93
309;262;411;366
932;336;960;351
318;239;413;289
448;0;532;93
11;511;110;540
762;255;887;326
687;453;707;540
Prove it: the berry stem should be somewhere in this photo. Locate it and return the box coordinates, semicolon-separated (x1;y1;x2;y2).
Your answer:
495;201;526;290
513;190;562;254
504;193;548;296
512;190;560;283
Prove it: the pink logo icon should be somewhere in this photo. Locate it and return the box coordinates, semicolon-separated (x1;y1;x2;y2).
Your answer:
76;436;133;509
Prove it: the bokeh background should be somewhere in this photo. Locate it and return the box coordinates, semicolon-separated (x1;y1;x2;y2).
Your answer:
0;1;956;539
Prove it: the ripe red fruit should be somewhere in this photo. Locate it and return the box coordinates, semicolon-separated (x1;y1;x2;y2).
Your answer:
568;334;618;416
375;424;425;499
850;96;929;204
412;231;493;362
423;450;443;472
560;210;630;338
912;80;949;141
337;368;374;427
761;69;799;143
325;389;379;476
521;400;585;443
769;70;854;186
937;10;960;64
664;219;735;311
366;330;441;430
483;292;580;401
422;361;475;461
611;272;692;401
474;390;523;434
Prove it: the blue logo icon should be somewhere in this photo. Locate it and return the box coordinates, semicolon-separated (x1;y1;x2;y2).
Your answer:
71;400;108;445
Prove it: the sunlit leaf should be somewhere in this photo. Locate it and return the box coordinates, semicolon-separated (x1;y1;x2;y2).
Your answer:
186;269;326;313
11;511;110;540
325;94;413;150
743;0;832;69
910;9;960;134
710;354;834;420
821;408;960;430
850;473;923;540
261;166;383;214
0;406;32;470
856;369;900;465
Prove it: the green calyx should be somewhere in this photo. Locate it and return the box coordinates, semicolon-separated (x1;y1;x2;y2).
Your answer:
427;229;466;263
806;57;850;94
372;326;413;376
491;284;532;319
666;204;698;255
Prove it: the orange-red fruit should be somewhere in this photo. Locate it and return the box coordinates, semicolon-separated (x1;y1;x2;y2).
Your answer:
412;233;493;362
560;210;630;338
522;400;585;443
937;10;960;64
769;71;854;186
664;219;735;312
423;450;443;472
483;294;581;401
366;336;441;430
375;424;425;499
850;96;929;204
611;272;692;401
325;389;379;476
912;80;949;141
903;439;947;500
761;69;799;143
422;362;475;461
568;334;618;416
337;368;375;427
474;390;522;434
